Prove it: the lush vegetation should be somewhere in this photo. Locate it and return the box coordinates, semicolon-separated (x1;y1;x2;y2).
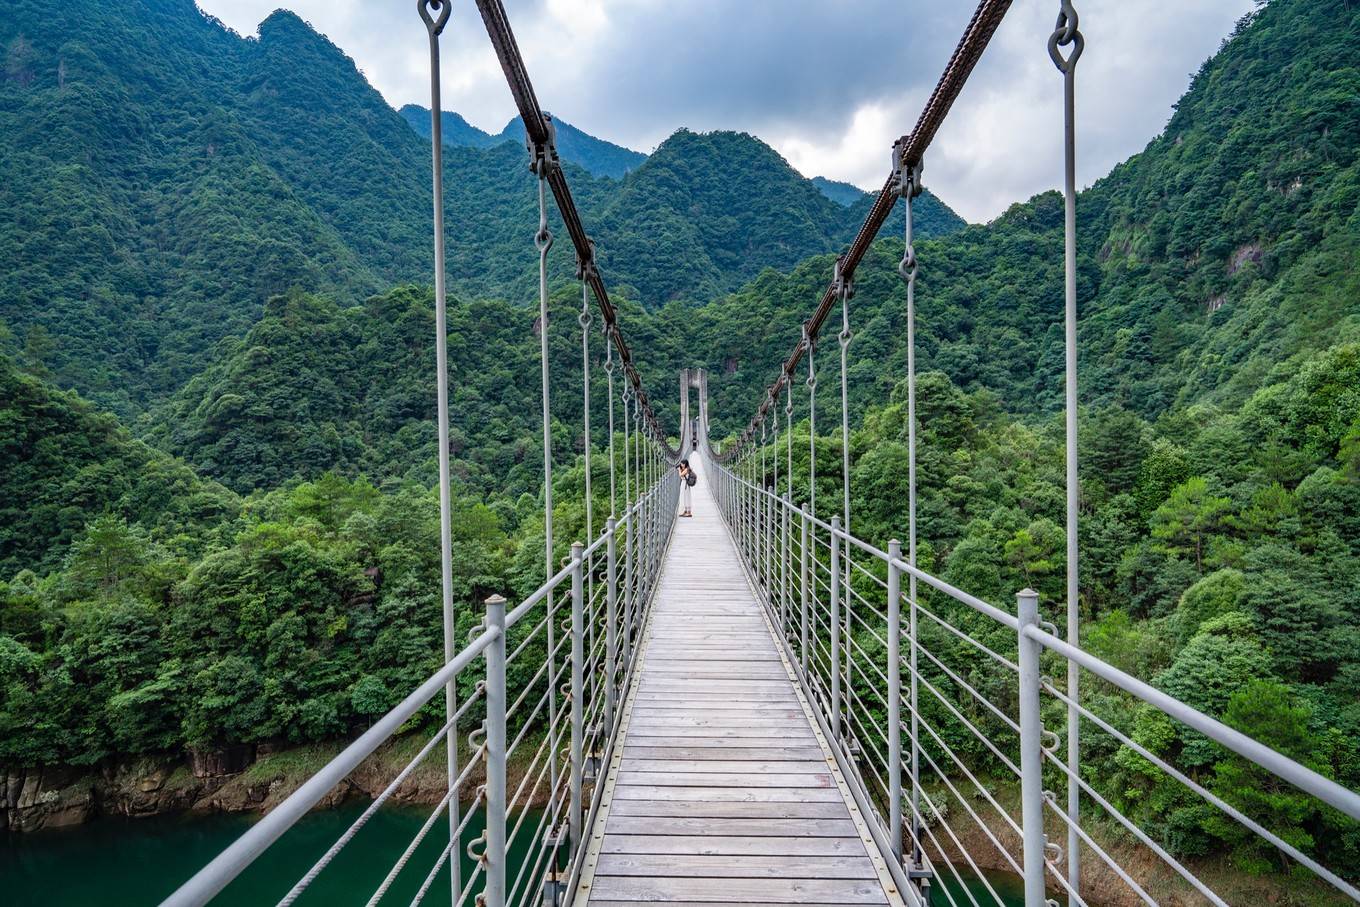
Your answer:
2;0;1359;888
748;340;1360;881
0;0;961;418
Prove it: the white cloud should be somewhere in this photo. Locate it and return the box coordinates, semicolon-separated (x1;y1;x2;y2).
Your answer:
196;0;1255;222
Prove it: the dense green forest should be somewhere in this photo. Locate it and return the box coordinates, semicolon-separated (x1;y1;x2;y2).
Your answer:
777;346;1360;877
0;0;960;417
2;0;1360;888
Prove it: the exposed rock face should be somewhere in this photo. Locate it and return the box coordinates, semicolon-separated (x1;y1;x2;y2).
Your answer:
0;739;488;832
2;756;232;832
2;766;97;832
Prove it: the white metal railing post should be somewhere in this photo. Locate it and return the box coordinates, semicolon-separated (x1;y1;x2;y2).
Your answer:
887;539;904;866
830;516;842;740
800;505;810;675
1017;588;1046;906
780;493;791;636
569;542;584;854
624;508;635;667
484;592;508;907
767;487;775;601
605;517;618;733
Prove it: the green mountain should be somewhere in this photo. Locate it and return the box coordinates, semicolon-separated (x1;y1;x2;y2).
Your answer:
400;105;649;179
0;0;379;416
0;356;238;577
2;0;963;420
398;104;501;150
142;284;639;496
138;0;1360;499
811;176;868;207
691;0;1360;429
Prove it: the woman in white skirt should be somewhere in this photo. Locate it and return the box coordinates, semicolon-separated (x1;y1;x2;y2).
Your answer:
677;459;695;517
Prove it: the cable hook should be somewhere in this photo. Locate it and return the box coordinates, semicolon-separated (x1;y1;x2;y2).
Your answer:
416;0;451;36
1048;0;1085;73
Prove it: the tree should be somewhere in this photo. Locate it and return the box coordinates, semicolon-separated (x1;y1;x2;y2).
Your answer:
1207;680;1321;873
1003;518;1064;596
1151;477;1232;571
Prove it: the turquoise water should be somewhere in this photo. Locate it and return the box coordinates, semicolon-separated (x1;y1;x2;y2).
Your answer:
3;802;1023;906
933;866;1027;905
1;802;541;907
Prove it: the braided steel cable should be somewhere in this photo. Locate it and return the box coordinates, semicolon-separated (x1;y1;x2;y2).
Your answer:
731;0;1013;455
471;0;674;451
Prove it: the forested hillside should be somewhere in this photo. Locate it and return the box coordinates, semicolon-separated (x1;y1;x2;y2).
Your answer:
2;0;1359;883
138;0;1359;521
142;285;636;496
0;0;961;418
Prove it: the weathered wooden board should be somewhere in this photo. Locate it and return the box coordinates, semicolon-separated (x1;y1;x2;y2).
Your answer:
581;462;898;905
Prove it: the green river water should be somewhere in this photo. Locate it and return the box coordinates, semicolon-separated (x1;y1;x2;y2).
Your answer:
2;803;1023;906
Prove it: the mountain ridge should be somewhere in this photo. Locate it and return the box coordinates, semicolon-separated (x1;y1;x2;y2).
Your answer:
399;104;648;179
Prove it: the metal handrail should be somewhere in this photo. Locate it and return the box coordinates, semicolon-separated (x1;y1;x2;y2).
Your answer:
161;472;680;907
703;452;1360;905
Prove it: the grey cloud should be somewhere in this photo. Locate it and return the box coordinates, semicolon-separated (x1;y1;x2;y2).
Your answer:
198;0;1257;221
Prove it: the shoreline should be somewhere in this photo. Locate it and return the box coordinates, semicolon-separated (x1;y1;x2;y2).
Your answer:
2;734;531;835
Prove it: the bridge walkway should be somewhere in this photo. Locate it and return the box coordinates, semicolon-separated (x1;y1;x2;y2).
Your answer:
576;460;903;906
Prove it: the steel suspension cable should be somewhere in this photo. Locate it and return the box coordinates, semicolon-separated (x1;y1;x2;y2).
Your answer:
416;4;460;899
785;382;793;501
531;161;563;862
897;146;925;877
470;0;673;447
1051;2;1086;900
805;328;817;520
728;0;1013;454
579;262;597;739
604;331;617;515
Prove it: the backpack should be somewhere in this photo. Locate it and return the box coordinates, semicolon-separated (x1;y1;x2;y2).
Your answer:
685;470;697;487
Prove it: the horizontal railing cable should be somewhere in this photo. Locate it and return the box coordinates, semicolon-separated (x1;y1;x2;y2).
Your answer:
703;449;1360;904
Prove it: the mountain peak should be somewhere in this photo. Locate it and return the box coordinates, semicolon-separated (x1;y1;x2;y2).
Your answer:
400;107;646;179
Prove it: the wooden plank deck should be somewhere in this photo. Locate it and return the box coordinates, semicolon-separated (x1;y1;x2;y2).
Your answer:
577;460;902;906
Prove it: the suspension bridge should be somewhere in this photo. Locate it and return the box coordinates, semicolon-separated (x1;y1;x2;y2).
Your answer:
161;1;1360;906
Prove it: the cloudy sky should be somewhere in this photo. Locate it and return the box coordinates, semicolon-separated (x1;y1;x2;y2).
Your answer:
197;0;1255;223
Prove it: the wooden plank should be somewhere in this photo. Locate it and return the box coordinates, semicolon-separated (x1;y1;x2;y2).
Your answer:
603;816;861;838
615;771;834;789
608;800;849;820
618;735;815;748
586;876;888;904
625;727;816;740
626;714;810;726
629;701;799;711
622;717;810;728
599;835;871;857
611;785;843;803
622;745;827;761
618;760;832;775
595;854;878;880
644;665;792;677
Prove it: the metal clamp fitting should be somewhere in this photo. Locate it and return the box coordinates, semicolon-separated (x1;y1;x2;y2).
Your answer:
832;255;855;302
527;112;560;176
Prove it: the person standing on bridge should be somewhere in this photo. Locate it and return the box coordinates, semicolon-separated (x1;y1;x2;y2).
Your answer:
677;459;696;517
